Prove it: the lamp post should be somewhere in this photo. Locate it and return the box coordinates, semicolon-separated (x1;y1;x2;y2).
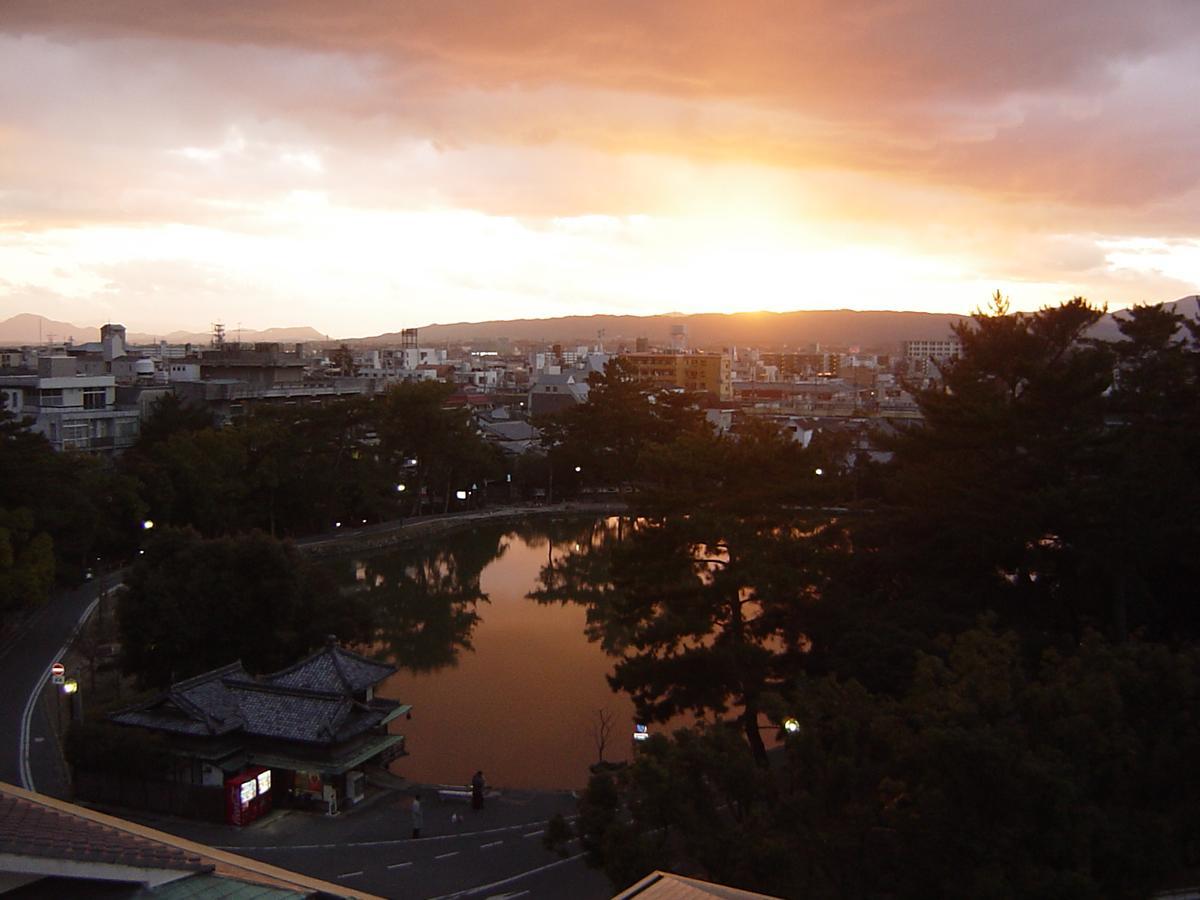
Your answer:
62;678;82;722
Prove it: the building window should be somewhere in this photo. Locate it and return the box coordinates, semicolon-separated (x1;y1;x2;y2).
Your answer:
39;388;64;407
83;388;107;410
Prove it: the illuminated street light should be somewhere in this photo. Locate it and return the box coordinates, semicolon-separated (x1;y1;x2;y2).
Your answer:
783;717;800;734
456;490;468;500
396;483;406;492
61;679;78;695
814;468;823;476
142;519;154;530
574;466;582;473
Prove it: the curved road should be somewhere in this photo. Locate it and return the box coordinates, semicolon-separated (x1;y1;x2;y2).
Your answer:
0;572;120;792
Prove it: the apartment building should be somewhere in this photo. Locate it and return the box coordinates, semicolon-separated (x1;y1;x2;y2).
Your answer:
618;352;733;401
0;355;140;452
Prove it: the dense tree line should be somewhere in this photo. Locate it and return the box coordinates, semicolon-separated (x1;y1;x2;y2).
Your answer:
123;381;502;538
537;296;1200;898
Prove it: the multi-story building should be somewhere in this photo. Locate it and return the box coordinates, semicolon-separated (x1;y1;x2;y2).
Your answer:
902;338;962;364
617;352;733;401
0;355;141;452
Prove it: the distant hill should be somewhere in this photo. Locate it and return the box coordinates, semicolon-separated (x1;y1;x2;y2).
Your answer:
358;297;1200;349
359;309;970;350
0;313;100;344
0;314;326;347
127;326;328;345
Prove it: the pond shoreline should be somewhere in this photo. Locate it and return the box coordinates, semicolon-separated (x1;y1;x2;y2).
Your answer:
295;501;629;558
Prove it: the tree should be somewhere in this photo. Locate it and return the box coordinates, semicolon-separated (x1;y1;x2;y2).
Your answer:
118;528;374;688
535;422;843;765
536;357;708;489
869;295;1113;635
580;622;1200;899
0;507;55;621
374;381;501;514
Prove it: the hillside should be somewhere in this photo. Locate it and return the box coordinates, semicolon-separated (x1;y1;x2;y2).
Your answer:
0;314;100;344
359;309;969;350
0;314;325;346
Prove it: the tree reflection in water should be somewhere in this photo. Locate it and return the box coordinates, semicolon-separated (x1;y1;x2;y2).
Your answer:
330;523;509;672
531;513;840;765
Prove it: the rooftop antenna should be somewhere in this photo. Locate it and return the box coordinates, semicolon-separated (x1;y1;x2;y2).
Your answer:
212;322;225;349
236;322;243;345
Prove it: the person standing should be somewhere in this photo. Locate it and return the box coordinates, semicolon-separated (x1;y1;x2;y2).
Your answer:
411;793;423;839
471;771;485;811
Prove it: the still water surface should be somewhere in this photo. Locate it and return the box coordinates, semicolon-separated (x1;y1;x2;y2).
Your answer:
325;518;642;790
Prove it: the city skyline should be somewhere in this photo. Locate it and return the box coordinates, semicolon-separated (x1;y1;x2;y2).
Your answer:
3;1;1199;335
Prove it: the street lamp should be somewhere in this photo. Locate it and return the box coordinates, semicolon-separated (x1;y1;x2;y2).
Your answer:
142;519;154;530
396;483;406;492
783;717;800;734
814;468;823;476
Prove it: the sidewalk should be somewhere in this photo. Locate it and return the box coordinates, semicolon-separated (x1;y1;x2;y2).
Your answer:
93;779;579;853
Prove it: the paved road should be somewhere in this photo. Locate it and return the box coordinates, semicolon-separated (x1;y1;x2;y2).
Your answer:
116;787;613;900
0;572;120;792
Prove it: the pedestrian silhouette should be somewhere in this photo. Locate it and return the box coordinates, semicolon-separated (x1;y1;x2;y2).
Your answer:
471;771;485;810
410;793;423;839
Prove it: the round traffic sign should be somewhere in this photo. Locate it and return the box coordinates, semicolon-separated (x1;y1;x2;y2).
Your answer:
51;662;65;677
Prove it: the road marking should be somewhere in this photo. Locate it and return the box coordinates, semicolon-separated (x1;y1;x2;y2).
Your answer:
425;850;587;899
216;816;578;851
484;892;529;899
522;830;543;838
435;851;460;860
480;840;503;849
387;861;413;870
20;592;102;791
338;870;363;879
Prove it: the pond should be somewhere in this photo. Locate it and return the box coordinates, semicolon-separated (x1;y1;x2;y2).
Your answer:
324;517;646;790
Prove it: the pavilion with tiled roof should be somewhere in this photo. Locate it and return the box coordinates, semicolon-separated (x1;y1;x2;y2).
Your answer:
109;637;410;818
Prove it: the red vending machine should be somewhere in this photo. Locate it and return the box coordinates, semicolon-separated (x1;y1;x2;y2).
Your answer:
224;771;258;826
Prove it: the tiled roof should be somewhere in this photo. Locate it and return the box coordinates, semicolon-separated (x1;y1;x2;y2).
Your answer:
111;643;400;746
262;639;394;695
0;790;208;874
0;782;384;898
149;872;310;899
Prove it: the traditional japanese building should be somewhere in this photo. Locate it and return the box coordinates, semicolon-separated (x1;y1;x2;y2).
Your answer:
110;637;410;819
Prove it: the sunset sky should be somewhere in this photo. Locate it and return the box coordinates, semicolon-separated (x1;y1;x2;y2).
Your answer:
2;1;1199;337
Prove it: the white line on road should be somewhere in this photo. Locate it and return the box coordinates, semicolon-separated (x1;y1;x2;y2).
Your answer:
522;830;543;838
425;850;587;900
217;816;577;851
20;594;101;791
480;840;503;849
387;861;413;870
435;851;460;860
338;870;363;879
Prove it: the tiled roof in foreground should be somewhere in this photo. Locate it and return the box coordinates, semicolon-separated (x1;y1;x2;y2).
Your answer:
0;787;208;874
0;781;383;898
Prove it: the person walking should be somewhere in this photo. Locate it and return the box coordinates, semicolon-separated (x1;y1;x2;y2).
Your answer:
471;771;485;811
410;793;423;839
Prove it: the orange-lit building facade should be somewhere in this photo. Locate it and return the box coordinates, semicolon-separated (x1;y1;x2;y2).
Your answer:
618;352;733;401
